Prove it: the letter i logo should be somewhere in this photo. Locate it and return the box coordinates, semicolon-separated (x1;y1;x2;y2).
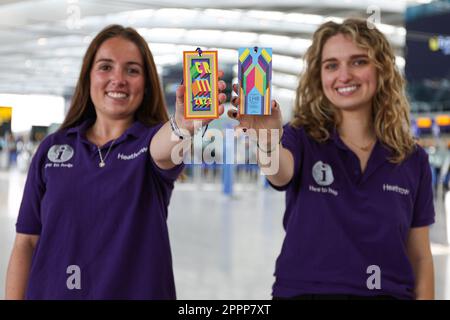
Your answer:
321;167;327;182
48;144;74;163
56;145;66;160
312;161;334;186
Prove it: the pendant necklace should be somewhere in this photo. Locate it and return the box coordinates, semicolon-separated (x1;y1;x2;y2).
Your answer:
97;139;116;168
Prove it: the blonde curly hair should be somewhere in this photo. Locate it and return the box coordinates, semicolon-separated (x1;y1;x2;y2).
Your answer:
292;18;415;163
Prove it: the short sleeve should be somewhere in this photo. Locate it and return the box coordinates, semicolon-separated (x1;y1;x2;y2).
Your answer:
411;148;435;228
268;123;303;191
147;124;184;184
15;141;48;235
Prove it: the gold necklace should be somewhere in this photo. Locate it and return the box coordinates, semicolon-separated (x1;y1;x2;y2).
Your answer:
341;136;375;152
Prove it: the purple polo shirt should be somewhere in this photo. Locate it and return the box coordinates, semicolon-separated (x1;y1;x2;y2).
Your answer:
270;124;435;300
16;119;183;299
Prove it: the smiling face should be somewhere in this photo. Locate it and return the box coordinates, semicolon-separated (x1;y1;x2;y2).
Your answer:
320;33;377;113
90;36;145;121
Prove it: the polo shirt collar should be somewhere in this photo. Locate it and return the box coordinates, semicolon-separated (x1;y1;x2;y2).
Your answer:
65;118;149;148
66;118;147;139
124;121;148;139
66;118;95;137
328;127;393;181
363;140;392;181
329;127;348;151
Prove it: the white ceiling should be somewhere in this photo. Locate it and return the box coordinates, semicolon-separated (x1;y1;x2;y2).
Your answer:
0;0;430;96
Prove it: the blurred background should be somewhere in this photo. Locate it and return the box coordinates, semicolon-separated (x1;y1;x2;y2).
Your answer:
1;0;450;299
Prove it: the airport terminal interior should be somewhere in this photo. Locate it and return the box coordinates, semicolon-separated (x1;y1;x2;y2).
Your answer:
1;0;450;299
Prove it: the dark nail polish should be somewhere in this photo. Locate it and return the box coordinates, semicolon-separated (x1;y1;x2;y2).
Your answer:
243;128;247;133
232;112;237;118
180;80;184;85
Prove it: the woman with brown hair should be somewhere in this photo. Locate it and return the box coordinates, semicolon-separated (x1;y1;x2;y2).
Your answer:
5;24;226;299
230;18;435;299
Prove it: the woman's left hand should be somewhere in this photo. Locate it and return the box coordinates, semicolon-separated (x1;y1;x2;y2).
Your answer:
174;70;227;136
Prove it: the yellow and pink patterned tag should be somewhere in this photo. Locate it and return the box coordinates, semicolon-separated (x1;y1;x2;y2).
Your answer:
183;50;219;119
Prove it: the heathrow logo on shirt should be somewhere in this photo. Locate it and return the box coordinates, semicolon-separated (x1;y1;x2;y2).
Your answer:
46;144;74;168
382;184;410;196
117;147;148;161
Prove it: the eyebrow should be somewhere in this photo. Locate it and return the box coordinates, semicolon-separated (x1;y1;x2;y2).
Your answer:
321;54;369;64
94;58;143;67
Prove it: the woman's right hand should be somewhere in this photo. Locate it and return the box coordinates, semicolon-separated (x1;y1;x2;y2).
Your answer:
227;84;283;147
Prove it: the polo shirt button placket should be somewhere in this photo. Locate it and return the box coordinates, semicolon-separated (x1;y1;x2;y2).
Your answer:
354;168;361;185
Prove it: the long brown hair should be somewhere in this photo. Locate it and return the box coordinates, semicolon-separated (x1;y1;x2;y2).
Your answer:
60;24;168;130
293;18;415;163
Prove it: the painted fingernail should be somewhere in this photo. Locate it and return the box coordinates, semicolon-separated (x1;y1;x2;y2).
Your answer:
232;112;237;118
180;80;184;85
243;128;247;133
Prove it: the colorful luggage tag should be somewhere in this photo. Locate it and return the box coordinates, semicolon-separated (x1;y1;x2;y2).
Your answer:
238;47;272;115
183;48;219;119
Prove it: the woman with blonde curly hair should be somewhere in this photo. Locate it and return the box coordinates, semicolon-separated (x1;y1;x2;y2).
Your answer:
230;18;434;300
